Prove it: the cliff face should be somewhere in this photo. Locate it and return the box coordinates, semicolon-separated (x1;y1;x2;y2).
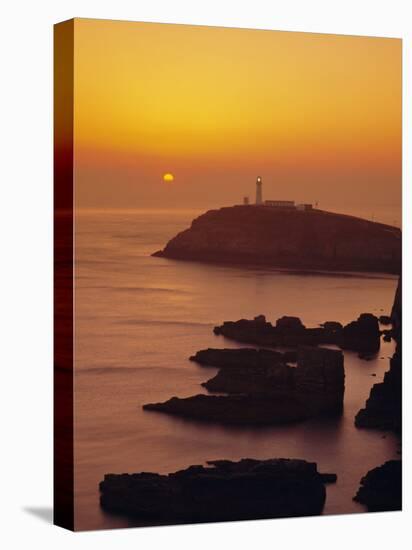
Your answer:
355;276;402;432
154;206;401;274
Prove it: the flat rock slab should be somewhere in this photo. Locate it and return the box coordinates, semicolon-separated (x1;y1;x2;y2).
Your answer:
143;346;344;425
100;458;336;522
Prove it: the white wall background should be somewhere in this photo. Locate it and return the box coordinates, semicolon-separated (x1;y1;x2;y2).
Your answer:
0;1;410;548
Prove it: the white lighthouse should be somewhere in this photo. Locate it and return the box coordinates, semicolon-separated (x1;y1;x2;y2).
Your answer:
255;176;263;205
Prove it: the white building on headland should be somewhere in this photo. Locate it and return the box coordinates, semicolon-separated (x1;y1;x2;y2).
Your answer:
296;203;313;211
264;199;295;208
247;176;312;211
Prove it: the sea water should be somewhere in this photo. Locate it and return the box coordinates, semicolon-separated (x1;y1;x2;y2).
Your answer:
74;209;399;530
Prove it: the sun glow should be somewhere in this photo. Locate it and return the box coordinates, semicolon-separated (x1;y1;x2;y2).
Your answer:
163;173;175;183
72;19;401;212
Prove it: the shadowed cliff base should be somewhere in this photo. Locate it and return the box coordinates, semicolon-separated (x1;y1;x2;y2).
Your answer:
153;206;401;275
354;277;402;512
355;277;401;433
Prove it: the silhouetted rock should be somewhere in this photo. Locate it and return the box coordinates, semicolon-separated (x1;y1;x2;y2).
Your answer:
144;394;308;425
100;458;336;522
378;315;392;325
342;313;381;353
295;347;345;415
190;347;297;369
153;206;401;274
355;278;402;433
213;313;379;354
202;363;296;394
275;316;305;331
254;314;266;323
321;321;343;331
214;315;343;348
355;347;401;432
213;318;280;346
144;347;344;425
353;460;401;512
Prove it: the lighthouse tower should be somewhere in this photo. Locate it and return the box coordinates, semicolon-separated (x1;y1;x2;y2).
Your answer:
255;176;263;205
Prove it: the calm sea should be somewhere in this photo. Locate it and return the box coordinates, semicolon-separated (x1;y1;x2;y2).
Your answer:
74;208;399;531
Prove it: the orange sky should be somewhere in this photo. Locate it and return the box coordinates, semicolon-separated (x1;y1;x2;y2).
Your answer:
73;19;401;224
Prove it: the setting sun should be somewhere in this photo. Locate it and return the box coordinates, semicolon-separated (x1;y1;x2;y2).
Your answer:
163;173;174;183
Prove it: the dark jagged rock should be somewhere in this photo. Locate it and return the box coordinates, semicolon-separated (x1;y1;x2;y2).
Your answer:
190;347;297;369
354;279;402;515
153;205;401;275
378;315;392;325
213;315;343;348
143;347;344;425
295;347;345;415
214;318;279;346
253;314;267;323
190;347;296;395
144;394;308;425
213;313;379;354
355;277;402;433
100;458;336;522
202;363;296;394
321;321;343;331
342;313;381;353
355;346;401;432
353;460;401;512
382;330;392;342
276;316;305;331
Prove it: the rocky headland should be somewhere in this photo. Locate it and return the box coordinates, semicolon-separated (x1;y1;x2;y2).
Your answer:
153;206;401;274
100;458;336;522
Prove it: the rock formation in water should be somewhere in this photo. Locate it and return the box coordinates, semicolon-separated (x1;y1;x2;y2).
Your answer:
353;460;401;512
213;313;381;354
355;277;402;432
100;458;336;522
354;279;402;513
190;347;298;368
342;313;381;353
145;393;309;425
143;347;344;425
355;348;401;432
153;206;401;274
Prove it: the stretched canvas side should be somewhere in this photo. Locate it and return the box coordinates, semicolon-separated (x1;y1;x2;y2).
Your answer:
54;18;75;531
